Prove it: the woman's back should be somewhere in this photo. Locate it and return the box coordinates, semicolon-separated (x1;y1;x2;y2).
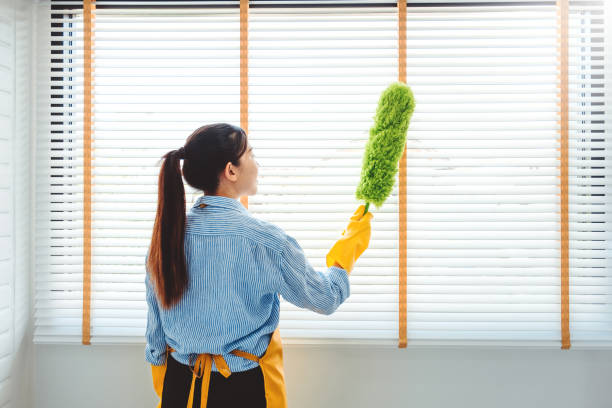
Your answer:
144;194;351;373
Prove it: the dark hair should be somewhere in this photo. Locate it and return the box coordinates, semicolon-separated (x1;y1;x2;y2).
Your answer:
147;123;248;309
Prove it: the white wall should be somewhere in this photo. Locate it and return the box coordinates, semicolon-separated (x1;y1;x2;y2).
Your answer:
0;0;33;406
32;343;612;408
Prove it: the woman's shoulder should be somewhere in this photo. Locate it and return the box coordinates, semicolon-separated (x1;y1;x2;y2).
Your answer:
242;214;289;253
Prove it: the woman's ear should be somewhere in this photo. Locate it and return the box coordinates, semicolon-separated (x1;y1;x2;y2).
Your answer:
223;161;238;181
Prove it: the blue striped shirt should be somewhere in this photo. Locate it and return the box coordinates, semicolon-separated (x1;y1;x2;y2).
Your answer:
145;194;350;372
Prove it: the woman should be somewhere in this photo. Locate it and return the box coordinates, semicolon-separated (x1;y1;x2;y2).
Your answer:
145;123;373;408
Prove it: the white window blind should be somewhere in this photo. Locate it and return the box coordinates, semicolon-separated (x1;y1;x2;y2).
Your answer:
249;6;399;341
565;0;612;345
35;1;244;343
35;0;611;346
398;1;611;346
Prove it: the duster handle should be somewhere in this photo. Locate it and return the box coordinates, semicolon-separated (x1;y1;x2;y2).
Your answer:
363;202;370;216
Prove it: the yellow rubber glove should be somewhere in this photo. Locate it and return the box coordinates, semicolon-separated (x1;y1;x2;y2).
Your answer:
151;363;167;408
326;204;373;274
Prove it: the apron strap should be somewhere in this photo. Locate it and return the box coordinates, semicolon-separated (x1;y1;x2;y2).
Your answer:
212;355;232;378
230;349;260;364
183;351;245;408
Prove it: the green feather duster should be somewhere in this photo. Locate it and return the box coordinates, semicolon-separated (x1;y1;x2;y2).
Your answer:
356;82;416;215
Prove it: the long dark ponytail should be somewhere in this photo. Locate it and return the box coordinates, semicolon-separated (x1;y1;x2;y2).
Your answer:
147;123;248;309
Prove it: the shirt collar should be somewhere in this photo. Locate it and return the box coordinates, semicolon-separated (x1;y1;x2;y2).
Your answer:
192;195;249;215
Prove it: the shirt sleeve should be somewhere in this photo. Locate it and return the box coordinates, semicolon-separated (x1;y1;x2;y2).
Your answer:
144;254;167;366
276;233;351;315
